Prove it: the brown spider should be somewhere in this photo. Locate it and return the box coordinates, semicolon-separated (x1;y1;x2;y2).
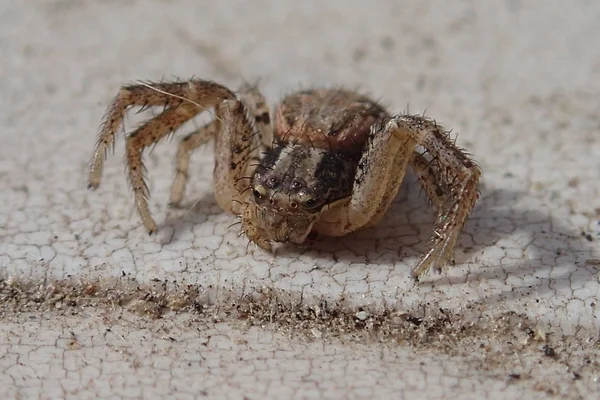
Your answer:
88;79;481;279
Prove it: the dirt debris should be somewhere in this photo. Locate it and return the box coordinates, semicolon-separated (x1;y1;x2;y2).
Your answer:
1;276;599;396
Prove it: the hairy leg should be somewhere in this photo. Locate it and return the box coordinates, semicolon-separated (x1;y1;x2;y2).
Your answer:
316;115;480;280
169;119;220;207
125;103;202;233
213;98;265;215
394;115;481;279
88;80;235;189
169;84;272;208
410;149;447;208
238;83;273;148
88;79;236;233
315;117;415;236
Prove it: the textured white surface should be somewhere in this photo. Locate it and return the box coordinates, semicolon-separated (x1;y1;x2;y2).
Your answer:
1;0;600;399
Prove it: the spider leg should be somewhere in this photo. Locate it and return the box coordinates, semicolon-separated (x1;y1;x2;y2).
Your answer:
88;79;236;233
88;80;235;189
409;149;447;208
315;114;480;280
125;103;205;233
315;117;415;235
169;84;273;209
238;83;273;148
394;115;481;280
169;119;220;208
213;98;266;214
213;89;278;250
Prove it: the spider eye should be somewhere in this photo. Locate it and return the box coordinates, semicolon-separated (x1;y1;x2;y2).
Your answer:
302;198;319;210
290;179;303;190
298;190;322;211
253;185;267;201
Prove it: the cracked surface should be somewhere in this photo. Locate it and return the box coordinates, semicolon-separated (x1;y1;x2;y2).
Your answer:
1;0;600;398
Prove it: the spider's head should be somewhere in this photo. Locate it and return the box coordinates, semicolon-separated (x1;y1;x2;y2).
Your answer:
242;144;356;248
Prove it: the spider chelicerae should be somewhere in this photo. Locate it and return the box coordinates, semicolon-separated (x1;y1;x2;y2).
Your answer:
88;79;481;279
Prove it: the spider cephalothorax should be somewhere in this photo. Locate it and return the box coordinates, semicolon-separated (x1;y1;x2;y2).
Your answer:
88;80;481;279
243;144;358;249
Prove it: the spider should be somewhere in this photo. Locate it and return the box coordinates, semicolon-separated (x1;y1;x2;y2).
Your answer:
88;79;481;280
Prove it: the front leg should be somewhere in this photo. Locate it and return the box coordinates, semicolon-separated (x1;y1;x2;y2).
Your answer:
88;80;235;189
316;115;480;280
395;115;481;279
169;83;273;208
213;98;265;214
316;117;416;236
169;119;221;208
88;79;236;233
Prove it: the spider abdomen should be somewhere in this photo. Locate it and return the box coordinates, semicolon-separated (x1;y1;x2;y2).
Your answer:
273;88;388;155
